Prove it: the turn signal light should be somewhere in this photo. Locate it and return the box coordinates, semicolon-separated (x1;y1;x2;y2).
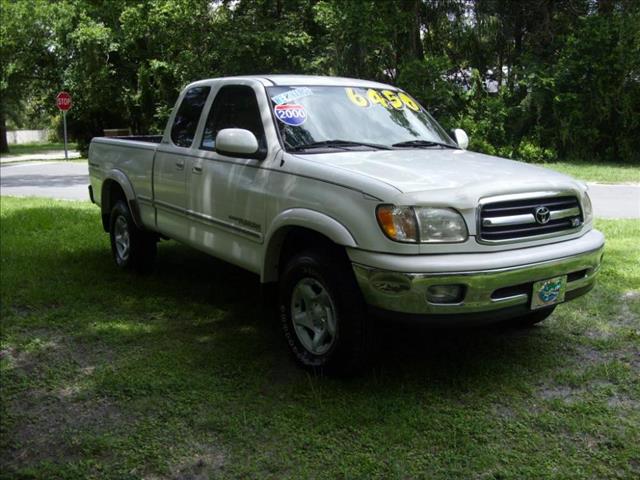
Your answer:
376;205;418;243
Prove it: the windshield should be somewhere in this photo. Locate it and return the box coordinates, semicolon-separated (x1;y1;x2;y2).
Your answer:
266;85;457;152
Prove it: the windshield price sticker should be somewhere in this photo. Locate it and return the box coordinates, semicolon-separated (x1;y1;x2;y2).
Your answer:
345;87;421;112
271;87;313;105
274;103;307;126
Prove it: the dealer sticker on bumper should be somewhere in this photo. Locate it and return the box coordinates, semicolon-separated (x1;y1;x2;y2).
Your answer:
531;275;567;310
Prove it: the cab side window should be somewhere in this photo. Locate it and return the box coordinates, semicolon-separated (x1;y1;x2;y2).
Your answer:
200;85;267;157
171;86;210;147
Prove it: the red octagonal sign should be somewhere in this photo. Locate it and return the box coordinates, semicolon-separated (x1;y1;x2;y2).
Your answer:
56;91;72;111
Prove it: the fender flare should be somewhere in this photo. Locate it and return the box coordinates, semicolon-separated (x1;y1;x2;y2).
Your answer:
101;169;143;229
261;208;357;282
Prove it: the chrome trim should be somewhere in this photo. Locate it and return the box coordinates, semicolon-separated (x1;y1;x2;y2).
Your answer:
483;213;534;227
482;207;581;228
491;293;528;304
152;199;262;240
478;190;576;204
352;244;603;315
188;209;262;240
476;190;584;245
550;207;581;220
353;245;604;278
154;198;184;215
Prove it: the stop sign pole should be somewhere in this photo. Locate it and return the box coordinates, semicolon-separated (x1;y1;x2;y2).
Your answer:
56;92;72;159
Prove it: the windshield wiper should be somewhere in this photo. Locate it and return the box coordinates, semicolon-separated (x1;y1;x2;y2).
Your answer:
392;140;458;149
289;139;392;152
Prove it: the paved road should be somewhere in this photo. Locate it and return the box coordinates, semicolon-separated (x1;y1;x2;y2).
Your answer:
1;161;638;218
0;161;89;201
588;184;640;219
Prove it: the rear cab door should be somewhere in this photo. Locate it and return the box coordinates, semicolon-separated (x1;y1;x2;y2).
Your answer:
154;84;211;241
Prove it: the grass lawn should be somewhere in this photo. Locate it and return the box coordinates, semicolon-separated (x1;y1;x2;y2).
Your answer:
1;196;638;479
538;161;640;184
2;142;79;156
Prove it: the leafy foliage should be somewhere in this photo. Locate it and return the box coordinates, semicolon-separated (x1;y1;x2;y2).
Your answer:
0;0;638;162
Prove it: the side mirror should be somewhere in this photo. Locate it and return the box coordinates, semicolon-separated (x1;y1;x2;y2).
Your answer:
215;128;259;156
452;128;469;149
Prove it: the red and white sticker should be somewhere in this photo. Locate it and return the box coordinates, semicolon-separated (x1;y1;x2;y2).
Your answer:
274;104;307;126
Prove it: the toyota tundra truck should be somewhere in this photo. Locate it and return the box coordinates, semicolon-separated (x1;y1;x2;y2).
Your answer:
88;75;604;373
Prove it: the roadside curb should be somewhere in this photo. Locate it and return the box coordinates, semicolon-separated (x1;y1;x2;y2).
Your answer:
0;151;81;164
587;182;640;187
1;159;87;168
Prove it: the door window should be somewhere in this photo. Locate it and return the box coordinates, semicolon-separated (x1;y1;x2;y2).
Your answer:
170;86;210;147
200;85;266;155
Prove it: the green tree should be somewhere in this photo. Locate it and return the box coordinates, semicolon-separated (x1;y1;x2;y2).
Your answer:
1;0;638;163
0;0;59;152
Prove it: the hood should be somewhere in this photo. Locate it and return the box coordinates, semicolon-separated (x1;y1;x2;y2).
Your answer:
295;148;584;206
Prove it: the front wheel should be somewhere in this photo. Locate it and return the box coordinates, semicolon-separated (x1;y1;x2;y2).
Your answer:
278;248;372;375
109;200;157;272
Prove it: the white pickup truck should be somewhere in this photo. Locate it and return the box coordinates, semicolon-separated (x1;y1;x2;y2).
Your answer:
88;75;604;373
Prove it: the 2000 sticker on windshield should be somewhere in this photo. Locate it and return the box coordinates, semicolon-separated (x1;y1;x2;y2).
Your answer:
274;103;307;126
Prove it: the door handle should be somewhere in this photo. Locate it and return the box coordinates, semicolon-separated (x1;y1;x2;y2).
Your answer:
192;165;203;174
175;160;185;171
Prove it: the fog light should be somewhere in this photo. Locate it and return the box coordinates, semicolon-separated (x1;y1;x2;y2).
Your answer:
426;284;465;304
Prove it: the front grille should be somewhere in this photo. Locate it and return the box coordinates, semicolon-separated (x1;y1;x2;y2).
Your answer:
479;195;582;242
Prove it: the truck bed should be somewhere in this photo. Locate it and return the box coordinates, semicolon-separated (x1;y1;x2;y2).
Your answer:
88;136;160;221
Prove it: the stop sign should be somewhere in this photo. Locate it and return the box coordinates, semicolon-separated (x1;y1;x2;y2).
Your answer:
56;91;72;111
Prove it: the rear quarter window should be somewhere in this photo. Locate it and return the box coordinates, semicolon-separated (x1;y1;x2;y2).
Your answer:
171;86;210;147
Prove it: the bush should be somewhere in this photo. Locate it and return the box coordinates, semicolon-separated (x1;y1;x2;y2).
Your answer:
513;140;557;163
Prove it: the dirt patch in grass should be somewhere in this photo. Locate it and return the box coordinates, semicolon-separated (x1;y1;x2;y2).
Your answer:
606;394;639;410
536;385;581;404
0;329;127;473
1;327;115;378
490;403;517;421
583;291;640;340
145;448;226;480
618;291;640;327
3;391;129;468
535;381;622;405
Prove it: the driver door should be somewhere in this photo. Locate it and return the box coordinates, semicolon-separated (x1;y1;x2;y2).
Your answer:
187;84;270;272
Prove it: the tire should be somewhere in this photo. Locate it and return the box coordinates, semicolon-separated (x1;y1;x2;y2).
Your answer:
109;200;157;272
278;248;372;375
512;305;556;327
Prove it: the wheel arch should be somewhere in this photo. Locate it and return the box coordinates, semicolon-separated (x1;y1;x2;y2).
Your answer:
100;171;143;231
261;209;358;283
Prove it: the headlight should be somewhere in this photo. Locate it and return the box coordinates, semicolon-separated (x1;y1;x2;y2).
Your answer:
581;190;593;224
414;207;468;242
376;205;468;243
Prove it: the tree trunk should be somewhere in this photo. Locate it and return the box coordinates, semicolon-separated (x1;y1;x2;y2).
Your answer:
400;0;424;61
0;112;9;154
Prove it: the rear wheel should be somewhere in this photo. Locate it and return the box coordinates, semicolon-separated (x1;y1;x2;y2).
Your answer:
278;248;372;375
109;200;157;272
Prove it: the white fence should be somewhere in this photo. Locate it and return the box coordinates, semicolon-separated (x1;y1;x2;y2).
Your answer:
6;129;51;144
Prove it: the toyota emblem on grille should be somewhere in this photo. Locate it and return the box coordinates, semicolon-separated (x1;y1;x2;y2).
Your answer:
534;206;551;224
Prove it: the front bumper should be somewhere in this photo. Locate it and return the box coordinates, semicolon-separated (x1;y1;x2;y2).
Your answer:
350;229;604;319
